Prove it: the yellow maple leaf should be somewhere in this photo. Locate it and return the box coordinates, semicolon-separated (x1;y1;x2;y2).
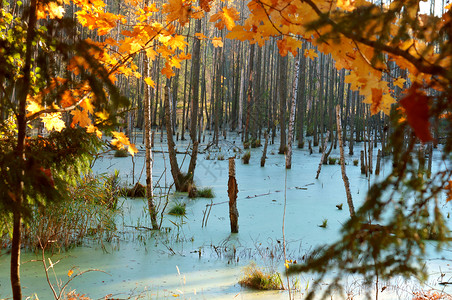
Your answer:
212;37;223;48
26;95;44;118
144;77;155;88
95;110;110;121
81;98;95;114
41;113;65;132
127;143;138;156
167;35;187;51
67;270;74;277
71;109;91;128
209;6;240;31
304;49;318;60
393;77;406;89
86;124;102;139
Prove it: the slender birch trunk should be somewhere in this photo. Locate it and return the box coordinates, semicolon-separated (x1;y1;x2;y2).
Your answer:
336;105;355;218
286;56;300;169
144;50;158;230
315;131;330;179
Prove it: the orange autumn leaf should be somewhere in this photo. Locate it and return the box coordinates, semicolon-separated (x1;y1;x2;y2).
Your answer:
161;62;175;78
399;85;433;143
71;109;91;128
162;0;191;26
200;0;213;12
68;270;74;277
195;32;207;40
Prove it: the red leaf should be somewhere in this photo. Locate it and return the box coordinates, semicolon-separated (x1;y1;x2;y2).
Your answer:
399;85;433;143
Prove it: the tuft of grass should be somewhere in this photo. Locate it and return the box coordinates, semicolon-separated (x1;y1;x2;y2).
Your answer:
168;202;186;216
114;148;128;157
0;173;121;251
121;182;146;197
217;154;225;160
242;151;251;164
318;219;328;228
243;141;250;149
239;263;283;290
328;157;337;165
251;139;261;148
336;203;343;210
353;159;359;166
197;187;215;198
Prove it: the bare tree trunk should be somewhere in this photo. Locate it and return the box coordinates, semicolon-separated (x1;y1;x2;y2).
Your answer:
238;64;245;132
11;0;38;297
164;83;183;191
144;51;159;230
315;131;330;179
244;43;255;143
336;105;355;218
375;149;382;176
261;132;269;167
286;56;300;169
228;158;239;233
188;19;201;177
278;54;288;154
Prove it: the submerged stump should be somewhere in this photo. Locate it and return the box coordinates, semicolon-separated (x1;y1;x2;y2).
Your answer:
228;158;239;233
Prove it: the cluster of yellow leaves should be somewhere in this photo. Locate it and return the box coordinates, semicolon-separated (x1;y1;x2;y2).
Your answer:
37;0;67;19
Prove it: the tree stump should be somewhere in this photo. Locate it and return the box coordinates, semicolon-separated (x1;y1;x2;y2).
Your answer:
228;158;239;233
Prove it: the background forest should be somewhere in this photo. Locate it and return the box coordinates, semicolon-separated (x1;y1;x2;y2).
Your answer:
1;0;452;299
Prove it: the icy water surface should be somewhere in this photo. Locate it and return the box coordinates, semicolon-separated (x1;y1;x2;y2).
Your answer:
1;131;451;299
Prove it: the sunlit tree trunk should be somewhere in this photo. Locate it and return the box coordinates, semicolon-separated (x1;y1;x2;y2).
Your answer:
336;105;355;218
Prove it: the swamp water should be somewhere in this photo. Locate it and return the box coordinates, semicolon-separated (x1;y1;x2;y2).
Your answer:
1;132;451;299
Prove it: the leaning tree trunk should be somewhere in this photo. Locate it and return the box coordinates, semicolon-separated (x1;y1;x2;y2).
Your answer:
144;52;159;230
336;105;355;218
188;19;202;177
286;55;300;169
164;82;183;191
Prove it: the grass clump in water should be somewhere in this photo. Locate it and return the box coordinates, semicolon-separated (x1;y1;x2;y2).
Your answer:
239;263;283;290
197;187;215;198
242;151;251;164
328;157;337;165
168;202;186;216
